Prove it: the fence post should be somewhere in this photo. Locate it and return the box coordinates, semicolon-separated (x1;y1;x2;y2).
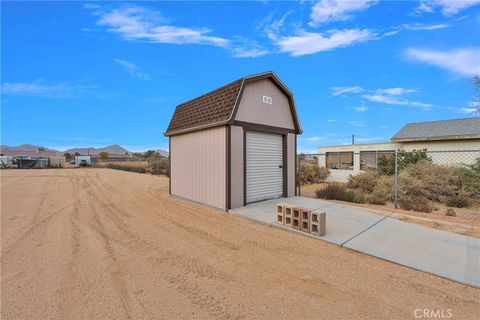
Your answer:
297;156;301;196
394;150;398;209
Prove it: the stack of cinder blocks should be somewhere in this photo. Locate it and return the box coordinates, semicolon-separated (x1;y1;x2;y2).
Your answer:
276;204;326;236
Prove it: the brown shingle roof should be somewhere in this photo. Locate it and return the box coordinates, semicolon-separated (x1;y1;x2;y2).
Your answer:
165;78;243;135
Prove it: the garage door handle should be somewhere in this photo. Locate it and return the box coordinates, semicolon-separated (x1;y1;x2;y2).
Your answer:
278;165;283;168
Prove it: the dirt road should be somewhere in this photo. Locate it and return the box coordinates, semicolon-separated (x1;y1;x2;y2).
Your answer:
1;169;479;319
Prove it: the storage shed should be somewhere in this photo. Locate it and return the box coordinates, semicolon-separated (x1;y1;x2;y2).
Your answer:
165;71;302;210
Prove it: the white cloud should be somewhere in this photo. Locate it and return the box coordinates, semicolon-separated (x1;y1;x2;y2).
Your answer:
459;107;479;113
327;119;336;122
362;94;433;109
353;106;368;112
403;22;450;30
331;86;364;96
347;120;366;127
229;37;269;58
309;0;378;26
276;28;373;56
376;87;417;95
415;0;480;16
114;58;151;80
1;80;96;98
305;136;325;141
90;5;229;47
377;125;388;129
404;47;480;76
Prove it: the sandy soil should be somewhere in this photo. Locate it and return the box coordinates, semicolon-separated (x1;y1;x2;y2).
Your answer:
1;169;479;320
300;183;480;238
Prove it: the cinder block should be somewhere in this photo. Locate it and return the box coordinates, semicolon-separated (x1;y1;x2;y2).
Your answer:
284;204;294;219
285;216;292;227
292;217;300;229
293;208;301;219
276;203;287;215
310;211;326;236
276;212;284;225
301;220;309;232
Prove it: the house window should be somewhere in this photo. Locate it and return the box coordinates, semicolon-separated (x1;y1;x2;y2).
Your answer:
360;151;376;170
326;152;353;170
262;95;272;104
360;151;395;170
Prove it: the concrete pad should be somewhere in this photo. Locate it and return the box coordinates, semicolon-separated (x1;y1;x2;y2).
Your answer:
344;218;480;288
229;196;389;245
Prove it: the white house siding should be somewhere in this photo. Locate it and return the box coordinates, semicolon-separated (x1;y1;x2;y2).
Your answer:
318;143;401;183
318;140;480;183
170;126;227;209
402;140;480;166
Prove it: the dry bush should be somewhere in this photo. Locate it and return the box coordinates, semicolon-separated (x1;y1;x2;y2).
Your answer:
107;164;147;174
397;173;434;212
348;170;379;193
315;183;365;203
399;161;480;209
299;161;330;185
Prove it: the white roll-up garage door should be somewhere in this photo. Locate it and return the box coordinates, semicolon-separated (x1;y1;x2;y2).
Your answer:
246;131;284;203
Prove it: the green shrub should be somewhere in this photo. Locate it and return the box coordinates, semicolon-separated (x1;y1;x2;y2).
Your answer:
299;161;330;185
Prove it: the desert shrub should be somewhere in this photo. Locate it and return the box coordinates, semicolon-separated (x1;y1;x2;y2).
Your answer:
148;159;170;177
377;149;431;176
445;195;471;208
399;161;480;208
397;171;434;212
446;208;456;217
107;164;146;174
315;183;365;203
299;161;330;185
348;170;379;193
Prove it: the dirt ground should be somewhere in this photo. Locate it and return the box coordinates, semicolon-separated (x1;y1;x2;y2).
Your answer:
300;183;480;238
2;169;479;320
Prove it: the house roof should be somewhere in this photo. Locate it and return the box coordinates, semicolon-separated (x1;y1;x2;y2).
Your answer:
164;71;302;136
391;117;480;142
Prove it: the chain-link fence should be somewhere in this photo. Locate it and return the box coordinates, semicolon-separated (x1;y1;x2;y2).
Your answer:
93;157;169;176
297;149;480;220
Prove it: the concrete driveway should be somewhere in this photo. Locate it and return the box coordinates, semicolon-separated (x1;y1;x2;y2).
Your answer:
229;196;480;288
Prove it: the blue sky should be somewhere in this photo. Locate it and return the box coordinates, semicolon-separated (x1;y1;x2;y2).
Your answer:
1;1;479;152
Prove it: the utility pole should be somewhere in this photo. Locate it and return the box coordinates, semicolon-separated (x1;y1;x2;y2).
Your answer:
352;134;355;145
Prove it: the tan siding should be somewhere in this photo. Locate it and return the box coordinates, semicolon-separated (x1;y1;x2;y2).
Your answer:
230;126;244;208
170;126;226;209
235;79;295;129
287;133;296;197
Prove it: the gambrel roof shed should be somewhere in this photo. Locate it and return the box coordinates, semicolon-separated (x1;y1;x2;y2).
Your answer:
165;71;302;210
165;71;302;136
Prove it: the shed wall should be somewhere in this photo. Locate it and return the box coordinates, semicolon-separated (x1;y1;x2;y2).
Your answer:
235;79;295;129
170;126;227;209
287;133;296;197
230;125;244;208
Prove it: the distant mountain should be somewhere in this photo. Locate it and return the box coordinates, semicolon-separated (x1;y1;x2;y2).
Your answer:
63;144;130;156
0;144;62;156
156;149;169;157
1;144;169;157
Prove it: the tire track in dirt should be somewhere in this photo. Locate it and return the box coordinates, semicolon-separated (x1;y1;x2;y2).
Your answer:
165;274;245;320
